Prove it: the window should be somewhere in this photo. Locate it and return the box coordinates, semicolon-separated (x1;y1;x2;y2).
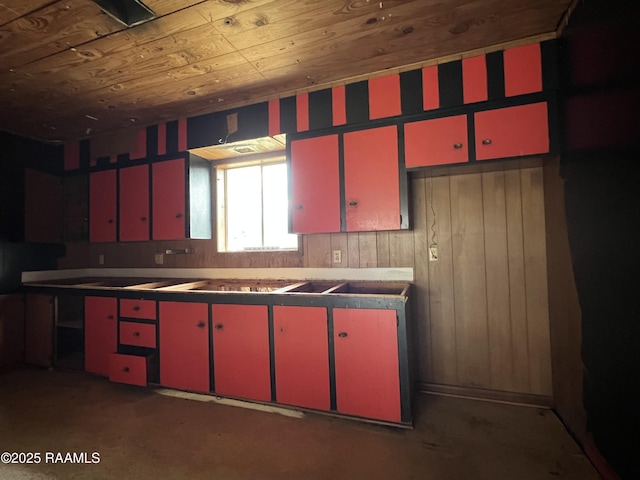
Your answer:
216;159;298;252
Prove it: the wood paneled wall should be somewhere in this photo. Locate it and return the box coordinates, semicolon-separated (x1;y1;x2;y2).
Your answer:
302;166;552;399
58;164;552;400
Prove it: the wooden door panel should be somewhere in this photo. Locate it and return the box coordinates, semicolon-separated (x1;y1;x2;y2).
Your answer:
84;296;117;376
152;158;186;240
290;135;341;233
474;102;549;161
405;115;469;167
343;126;400;231
333;308;400;422
212;304;271;402
273;306;330;410
89;170;117;242
159;301;209;392
119;164;149;241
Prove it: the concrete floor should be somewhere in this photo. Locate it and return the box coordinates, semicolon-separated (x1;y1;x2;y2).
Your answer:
0;368;599;480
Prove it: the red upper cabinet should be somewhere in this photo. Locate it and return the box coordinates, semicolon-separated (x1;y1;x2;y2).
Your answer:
119;164;149;242
85;296;118;376
211;304;271;402
474;102;549;161
503;43;543;97
151;155;212;240
159;301;210;393
273;306;330;411
290;134;341;234
404;115;469;168
89;170;117;242
152;158;185;240
333;308;401;423
343;125;400;231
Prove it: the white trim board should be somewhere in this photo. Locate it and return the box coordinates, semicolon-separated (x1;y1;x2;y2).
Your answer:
22;267;414;283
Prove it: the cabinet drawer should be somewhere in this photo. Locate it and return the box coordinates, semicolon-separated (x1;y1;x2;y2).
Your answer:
120;299;156;319
109;353;151;387
119;321;156;348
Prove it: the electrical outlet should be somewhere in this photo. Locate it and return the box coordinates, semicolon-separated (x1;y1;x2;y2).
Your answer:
154;253;164;265
98;254;105;265
429;245;439;262
332;250;342;264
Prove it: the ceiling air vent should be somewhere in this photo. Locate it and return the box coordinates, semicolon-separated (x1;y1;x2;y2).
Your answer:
92;0;155;27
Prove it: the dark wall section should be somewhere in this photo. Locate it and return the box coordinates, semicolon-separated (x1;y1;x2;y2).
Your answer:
0;131;65;294
560;1;640;477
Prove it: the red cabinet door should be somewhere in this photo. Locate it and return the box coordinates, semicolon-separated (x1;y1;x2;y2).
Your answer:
333;308;400;422
404;115;469;167
152;158;185;240
212;304;271;402
273;306;330;410
290;134;341;233
119;164;149;241
85;296;118;376
474;102;549;161
89;170;117;242
343;125;400;231
159;301;209;392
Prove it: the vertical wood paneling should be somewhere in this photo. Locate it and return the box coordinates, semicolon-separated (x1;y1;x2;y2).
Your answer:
388;230;414;267
376;231;390;267
426;176;458;385
347;233;360;267
412;177;431;381
481;171;514;391
521;168;552;396
305;234;332;267
450;174;490;388
358;232;378;267
504;169;531;393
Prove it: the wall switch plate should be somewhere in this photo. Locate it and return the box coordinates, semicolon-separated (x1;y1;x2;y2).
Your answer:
429;245;439;262
98;254;105;265
332;250;342;264
154;253;164;265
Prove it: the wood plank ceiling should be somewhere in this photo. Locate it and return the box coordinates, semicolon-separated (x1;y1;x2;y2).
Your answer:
0;0;573;143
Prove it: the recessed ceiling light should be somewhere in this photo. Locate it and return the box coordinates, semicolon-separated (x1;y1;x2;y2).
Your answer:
92;0;155;27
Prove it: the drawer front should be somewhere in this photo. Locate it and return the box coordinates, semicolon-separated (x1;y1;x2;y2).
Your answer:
120;299;156;319
119;321;156;348
109;353;148;386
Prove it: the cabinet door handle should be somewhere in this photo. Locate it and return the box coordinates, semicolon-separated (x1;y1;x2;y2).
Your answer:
140;216;147;221
176;213;184;218
295;204;303;210
338;332;348;338
132;331;140;337
348;201;358;207
107;315;114;320
453;143;463;149
133;306;140;311
214;323;223;330
482;138;492;145
107;219;114;224
122;367;130;373
197;321;206;328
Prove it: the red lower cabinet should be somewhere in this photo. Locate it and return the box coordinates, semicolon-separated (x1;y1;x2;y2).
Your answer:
212;304;271;402
333;308;401;423
273;306;330;411
85;296;118;376
109;353;153;387
159;302;210;393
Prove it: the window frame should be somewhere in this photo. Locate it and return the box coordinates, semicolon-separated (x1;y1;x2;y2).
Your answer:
214;154;299;253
